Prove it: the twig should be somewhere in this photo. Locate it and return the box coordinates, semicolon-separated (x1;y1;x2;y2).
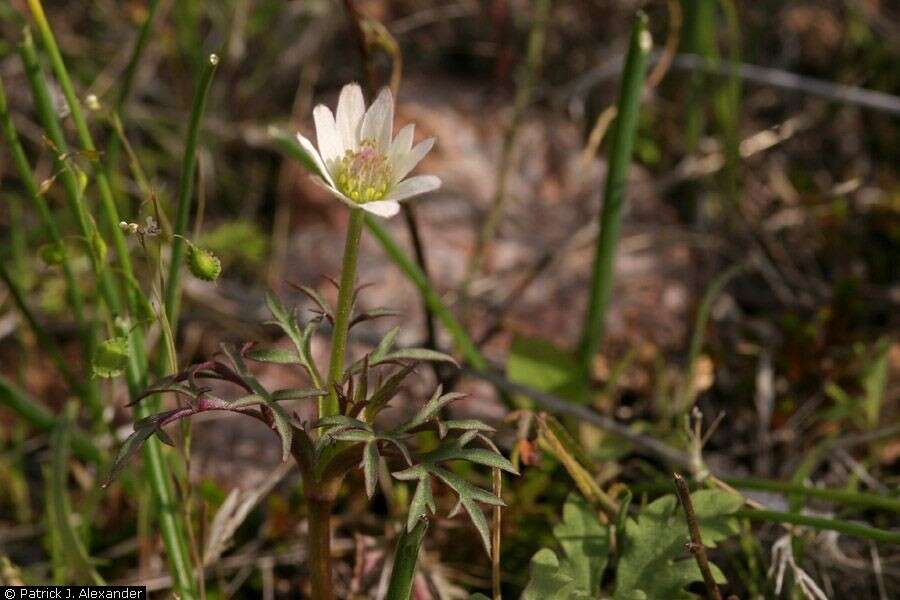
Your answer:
673;473;723;600
491;468;502;600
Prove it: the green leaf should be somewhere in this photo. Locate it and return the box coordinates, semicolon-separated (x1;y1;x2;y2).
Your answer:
399;386;466;432
245;346;301;364
507;335;587;406
363;363;416;421
554;494;610;596
375;348;458;367
521;549;589;600
521;494;609;599
92;336;130;378
362;441;378;499
419;441;518;475
407;477;436;532
614;489;743;599
272;388;326;401
373;325;401;361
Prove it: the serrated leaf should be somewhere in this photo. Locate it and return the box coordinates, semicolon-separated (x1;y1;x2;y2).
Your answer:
362;441;378;499
245;346;301;364
521;548;589;600
554;494;610;596
614;490;742;599
521;494;609;599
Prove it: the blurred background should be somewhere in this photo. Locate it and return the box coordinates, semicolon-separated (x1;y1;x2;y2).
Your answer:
1;0;898;597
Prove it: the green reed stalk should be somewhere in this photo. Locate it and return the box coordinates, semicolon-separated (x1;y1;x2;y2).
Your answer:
385;519;429;600
26;0;143;330
728;478;900;514
324;208;365;417
365;216;488;371
20;14;197;596
0;262;79;392
0;76;99;410
735;508;900;545
162;53;219;333
577;13;652;382
0;374;101;464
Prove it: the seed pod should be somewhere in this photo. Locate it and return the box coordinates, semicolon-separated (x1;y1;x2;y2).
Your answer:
187;245;221;281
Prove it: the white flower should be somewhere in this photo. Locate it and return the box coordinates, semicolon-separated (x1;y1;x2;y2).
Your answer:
295;84;441;218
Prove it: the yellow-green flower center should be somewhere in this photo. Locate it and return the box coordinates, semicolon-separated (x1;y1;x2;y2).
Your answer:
334;140;393;202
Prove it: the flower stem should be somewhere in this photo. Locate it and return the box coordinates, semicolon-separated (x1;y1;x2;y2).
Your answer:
307;496;335;600
324;208;365;418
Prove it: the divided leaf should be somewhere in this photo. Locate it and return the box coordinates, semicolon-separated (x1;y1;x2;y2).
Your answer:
613;489;743;599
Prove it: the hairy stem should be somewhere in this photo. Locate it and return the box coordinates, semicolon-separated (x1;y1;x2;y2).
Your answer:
307;496;335;600
324;208;365;417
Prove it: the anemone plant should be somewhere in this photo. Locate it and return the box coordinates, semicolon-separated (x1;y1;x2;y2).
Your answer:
108;84;515;599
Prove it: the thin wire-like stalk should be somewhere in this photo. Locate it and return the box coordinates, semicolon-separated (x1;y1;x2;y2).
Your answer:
105;0;163;198
365;216;488;372
162;53;219;333
324;208;365;418
463;0;550;297
727;478;900;514
385;518;429;600
19;15;197;596
577;13;652;381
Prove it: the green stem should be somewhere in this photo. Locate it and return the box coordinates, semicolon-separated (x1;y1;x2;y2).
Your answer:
735;508;900;545
0;374;101;464
385;519;429;600
106;0;162;200
1;73;102;416
365;216;488;371
578;13;652;381
0;262;79;392
728;478;900;514
20;13;197;596
324;208;365;417
162;53;219;333
273;131;488;373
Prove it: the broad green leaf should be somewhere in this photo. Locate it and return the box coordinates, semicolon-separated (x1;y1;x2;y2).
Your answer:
614;490;743;599
506;335;587;406
554;494;610;596
521;549;589;600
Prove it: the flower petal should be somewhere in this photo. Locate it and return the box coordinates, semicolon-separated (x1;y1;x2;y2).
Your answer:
389;124;415;165
296;133;336;188
384;175;441;202
336;83;365;152
394;137;435;183
310;174;358;210
360;200;401;218
313;105;342;167
360;87;393;152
